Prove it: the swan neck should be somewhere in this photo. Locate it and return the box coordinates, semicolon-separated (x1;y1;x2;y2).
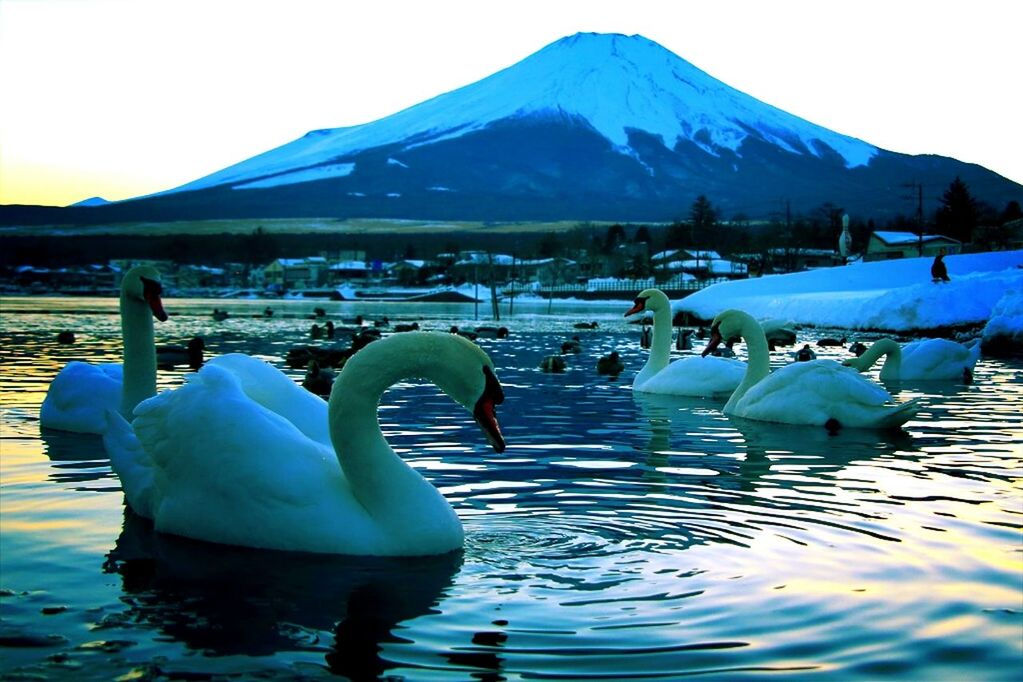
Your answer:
635;302;673;386
851;339;902;380
724;314;771;413
119;292;157;417
327;336;454;511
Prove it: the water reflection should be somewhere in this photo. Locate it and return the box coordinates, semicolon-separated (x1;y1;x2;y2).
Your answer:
104;511;461;680
2;297;1021;681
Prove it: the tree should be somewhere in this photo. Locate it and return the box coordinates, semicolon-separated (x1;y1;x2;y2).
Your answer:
1000;200;1023;224
537;231;564;258
633;225;652;246
604;224;626;252
690;195;717;244
935;176;979;243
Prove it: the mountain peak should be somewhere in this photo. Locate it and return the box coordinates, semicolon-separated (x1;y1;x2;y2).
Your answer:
166;32;877;195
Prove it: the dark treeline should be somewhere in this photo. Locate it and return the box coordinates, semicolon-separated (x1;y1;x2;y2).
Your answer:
6;178;1019;270
1;229;604;269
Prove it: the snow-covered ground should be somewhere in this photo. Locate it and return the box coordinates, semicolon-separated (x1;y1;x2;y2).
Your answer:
678;250;1023;333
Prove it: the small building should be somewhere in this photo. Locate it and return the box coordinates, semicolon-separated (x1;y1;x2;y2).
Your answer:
328;260;372;283
865;231;962;261
263;257;328;290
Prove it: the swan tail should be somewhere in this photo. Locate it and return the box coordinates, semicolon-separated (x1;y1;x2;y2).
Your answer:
103;410;157;519
878;397;923;429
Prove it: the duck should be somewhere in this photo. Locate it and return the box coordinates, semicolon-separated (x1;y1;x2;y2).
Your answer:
40;265;168;434
302;359;337;397
56;331;76;344
793;344;817;362
286;345;352;370
324;320;335;339
848;341;868;357
475;326;509;339
596;351;625;376
561;336;582;354
212;308;229;321
103;332;506;556
675;328;693;351
449;326;478;341
842;337;982;383
625;289;745;397
539;355;566;373
156;336;205;369
394;322;420;333
574;321;599;330
310;323;324;339
639;320;652;349
817;336;847;347
703;309;921;429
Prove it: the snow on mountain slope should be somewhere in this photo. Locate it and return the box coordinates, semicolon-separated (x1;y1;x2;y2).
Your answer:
162;32;877;195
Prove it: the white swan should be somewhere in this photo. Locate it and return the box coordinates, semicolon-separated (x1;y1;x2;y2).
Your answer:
40;265;168;434
626;289;745;397
842;337;982;382
704;310;921;429
103;332;506;556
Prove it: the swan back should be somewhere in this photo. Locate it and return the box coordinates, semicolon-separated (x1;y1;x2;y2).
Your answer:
206;353;330;445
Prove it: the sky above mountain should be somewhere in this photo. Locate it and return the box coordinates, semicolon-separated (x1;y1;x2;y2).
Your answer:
1;0;1020;207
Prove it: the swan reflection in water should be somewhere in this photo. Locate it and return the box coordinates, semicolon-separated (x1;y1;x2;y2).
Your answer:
103;511;462;680
631;390;914;502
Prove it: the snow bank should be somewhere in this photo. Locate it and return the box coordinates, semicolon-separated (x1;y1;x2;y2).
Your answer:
679;250;1023;332
981;287;1023;356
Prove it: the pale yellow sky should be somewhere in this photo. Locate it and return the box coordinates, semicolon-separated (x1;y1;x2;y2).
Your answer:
1;0;1020;207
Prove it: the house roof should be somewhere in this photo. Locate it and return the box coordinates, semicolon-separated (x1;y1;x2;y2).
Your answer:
872;231;961;246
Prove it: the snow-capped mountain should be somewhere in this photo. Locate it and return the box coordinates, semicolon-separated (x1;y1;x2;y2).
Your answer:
169;32;877;195
7;32;1018;225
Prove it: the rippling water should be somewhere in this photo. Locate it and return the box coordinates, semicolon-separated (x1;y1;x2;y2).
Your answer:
1;296;1021;680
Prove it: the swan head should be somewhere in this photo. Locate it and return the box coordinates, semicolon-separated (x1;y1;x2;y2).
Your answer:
420;334;506;453
625;288;669;317
121;265;168;321
444;337;505;454
352;333;507;454
701;309;752;357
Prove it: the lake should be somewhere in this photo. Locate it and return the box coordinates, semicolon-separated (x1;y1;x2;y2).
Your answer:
1;296;1021;680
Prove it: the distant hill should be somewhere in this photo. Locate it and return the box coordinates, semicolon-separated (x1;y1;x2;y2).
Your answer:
3;32;1020;227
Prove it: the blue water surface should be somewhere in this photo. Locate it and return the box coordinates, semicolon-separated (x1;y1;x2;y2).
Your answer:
1;296;1020;680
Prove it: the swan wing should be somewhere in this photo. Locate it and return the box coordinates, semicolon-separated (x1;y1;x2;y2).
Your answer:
131;363;365;552
103;409;156;518
901;339;979;379
736;360;916;428
206;354;330;445
40;361;122;434
638;356;745;397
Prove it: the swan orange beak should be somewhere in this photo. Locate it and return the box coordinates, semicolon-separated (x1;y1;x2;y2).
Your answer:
141;276;169;322
624;296;648;317
474;366;506;453
702;325;723;357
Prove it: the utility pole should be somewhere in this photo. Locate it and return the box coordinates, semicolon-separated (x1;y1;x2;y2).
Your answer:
901;181;925;256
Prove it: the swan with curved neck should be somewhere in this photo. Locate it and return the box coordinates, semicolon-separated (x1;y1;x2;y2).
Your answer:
703;309;920;429
625;289;744;397
40;265;168;434
843;337;981;382
104;332;506;556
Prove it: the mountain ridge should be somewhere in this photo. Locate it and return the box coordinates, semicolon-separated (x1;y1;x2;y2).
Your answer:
3;32;1020;225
